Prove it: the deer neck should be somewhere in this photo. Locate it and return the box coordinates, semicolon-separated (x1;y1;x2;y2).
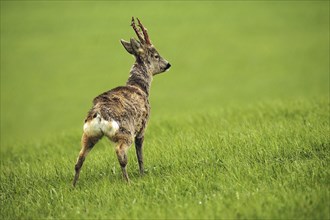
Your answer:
126;63;152;96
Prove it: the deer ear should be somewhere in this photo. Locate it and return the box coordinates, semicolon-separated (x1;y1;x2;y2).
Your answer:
130;38;144;54
120;39;134;54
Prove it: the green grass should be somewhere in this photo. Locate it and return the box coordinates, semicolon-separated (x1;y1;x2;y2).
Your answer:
1;1;329;219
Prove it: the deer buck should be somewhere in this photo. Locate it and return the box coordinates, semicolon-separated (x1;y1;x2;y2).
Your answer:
72;17;171;186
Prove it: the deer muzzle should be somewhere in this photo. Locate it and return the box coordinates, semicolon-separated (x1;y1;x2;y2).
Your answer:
165;63;171;71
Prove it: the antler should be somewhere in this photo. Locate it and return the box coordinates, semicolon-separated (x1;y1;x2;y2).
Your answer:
131;17;145;43
137;18;151;45
131;17;151;45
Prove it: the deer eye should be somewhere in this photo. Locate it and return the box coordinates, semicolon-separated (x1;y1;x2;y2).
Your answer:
154;54;159;59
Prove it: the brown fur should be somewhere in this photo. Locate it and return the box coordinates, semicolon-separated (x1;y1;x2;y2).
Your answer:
73;17;170;186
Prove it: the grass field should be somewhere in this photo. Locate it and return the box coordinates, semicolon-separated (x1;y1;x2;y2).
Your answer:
1;1;329;219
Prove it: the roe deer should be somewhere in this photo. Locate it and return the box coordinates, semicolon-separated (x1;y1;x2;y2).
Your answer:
72;17;171;186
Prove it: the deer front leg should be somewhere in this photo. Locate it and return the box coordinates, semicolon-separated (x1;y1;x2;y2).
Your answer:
115;142;130;182
135;136;144;175
73;133;99;187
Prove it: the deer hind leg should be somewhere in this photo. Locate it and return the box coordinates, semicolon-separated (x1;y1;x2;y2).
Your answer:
73;133;100;187
135;136;144;175
115;142;131;182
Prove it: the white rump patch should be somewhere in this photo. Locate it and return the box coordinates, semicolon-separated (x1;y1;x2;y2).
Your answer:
83;114;119;138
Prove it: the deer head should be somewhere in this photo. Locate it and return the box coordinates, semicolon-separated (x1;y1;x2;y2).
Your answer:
120;17;171;75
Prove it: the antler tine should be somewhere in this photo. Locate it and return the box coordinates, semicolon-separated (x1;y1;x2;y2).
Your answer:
137;18;151;45
131;17;145;43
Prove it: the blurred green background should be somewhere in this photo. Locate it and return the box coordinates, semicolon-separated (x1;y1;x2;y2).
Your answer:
1;1;329;145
